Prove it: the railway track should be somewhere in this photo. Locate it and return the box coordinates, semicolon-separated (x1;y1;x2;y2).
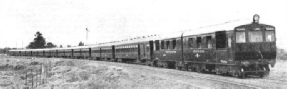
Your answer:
59;58;287;88
261;78;287;85
179;72;261;89
153;67;261;89
96;60;262;88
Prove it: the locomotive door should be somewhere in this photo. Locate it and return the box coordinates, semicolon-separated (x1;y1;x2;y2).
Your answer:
215;31;228;63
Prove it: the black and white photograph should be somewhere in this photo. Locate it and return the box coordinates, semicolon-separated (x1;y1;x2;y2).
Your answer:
0;0;287;89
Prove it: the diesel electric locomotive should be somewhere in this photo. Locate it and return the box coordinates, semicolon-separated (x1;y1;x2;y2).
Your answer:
9;14;276;78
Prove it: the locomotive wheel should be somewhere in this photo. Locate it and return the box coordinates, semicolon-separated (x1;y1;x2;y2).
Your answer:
187;65;193;71
118;59;122;62
153;60;158;67
182;65;187;71
175;63;181;70
259;72;265;78
163;63;168;68
175;65;179;70
238;72;245;78
195;67;201;72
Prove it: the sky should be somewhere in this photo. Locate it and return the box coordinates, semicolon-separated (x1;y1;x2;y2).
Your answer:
0;0;287;49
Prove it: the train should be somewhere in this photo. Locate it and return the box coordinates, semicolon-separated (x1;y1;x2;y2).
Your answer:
9;14;276;78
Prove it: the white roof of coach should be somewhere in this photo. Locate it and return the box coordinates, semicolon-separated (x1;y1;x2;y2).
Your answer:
159;19;251;39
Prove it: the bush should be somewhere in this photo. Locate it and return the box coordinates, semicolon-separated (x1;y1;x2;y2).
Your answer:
0;65;14;71
30;61;40;65
54;61;75;66
14;65;26;70
66;73;79;82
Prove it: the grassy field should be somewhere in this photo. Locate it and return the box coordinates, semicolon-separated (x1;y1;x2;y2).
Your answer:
0;55;200;89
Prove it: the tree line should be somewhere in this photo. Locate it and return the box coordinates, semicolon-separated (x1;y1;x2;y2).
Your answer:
27;31;85;49
0;31;86;54
27;31;57;49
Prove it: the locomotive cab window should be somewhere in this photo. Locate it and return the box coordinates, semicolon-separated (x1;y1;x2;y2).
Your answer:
265;31;275;42
248;31;263;42
236;31;246;43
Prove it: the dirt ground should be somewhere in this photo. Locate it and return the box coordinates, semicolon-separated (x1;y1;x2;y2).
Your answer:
0;54;287;89
268;59;287;82
0;55;204;89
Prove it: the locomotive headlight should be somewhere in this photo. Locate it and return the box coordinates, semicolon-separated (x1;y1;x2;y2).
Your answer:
241;61;250;66
253;14;260;23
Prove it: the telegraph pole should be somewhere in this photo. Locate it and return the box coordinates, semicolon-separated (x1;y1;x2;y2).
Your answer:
86;28;89;45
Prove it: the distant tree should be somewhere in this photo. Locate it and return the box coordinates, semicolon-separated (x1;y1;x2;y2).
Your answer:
27;31;46;49
46;42;57;48
67;45;71;47
59;45;63;48
78;41;84;46
0;47;11;54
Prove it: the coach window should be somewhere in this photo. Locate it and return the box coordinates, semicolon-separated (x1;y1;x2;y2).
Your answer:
236;31;246;43
166;41;170;49
161;40;165;49
248;31;263;42
206;36;212;48
196;37;202;48
155;40;160;50
188;38;194;48
172;39;176;49
265;31;275;42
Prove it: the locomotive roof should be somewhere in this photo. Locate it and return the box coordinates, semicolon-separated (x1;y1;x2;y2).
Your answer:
159;19;251;40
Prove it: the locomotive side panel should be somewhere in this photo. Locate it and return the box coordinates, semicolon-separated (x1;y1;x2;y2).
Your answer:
183;34;217;63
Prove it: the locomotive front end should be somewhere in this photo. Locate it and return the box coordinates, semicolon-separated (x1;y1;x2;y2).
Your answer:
234;14;276;78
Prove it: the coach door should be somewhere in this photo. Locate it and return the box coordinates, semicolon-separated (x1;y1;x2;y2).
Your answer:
149;41;154;59
112;45;115;59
